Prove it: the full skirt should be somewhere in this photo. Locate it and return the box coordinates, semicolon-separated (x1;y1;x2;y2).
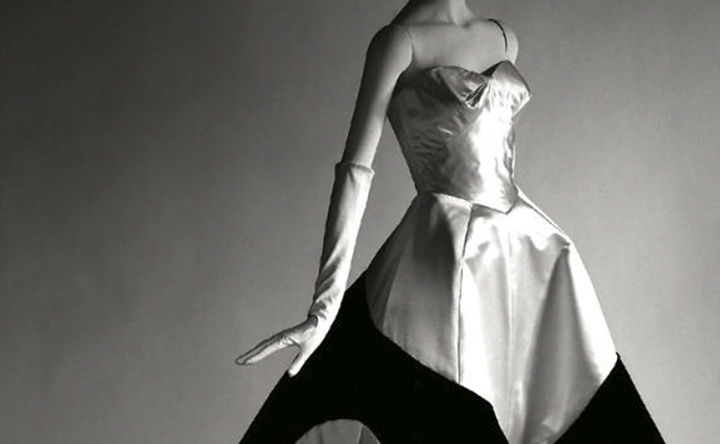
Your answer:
239;272;665;444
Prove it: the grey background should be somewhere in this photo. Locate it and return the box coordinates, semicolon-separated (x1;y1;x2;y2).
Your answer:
2;1;719;442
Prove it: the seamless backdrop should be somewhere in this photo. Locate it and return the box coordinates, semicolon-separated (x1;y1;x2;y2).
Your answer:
1;1;719;443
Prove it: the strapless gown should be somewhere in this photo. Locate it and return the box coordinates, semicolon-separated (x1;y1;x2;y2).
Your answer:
239;60;665;443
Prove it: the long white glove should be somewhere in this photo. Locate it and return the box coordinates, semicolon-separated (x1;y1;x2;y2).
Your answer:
291;160;374;374
235;160;374;376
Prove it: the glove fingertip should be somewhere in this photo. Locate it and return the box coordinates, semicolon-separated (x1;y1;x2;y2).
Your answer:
287;346;314;377
286;360;304;377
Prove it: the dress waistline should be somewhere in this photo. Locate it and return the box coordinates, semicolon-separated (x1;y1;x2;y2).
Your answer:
414;188;519;214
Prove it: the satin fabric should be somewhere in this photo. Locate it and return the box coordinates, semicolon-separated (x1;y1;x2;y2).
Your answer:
388;60;529;213
361;60;618;443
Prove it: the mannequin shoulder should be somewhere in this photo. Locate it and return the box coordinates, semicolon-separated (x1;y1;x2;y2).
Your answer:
363;23;413;73
485;18;520;62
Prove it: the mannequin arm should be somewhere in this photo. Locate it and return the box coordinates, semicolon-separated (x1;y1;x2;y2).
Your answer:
236;23;412;376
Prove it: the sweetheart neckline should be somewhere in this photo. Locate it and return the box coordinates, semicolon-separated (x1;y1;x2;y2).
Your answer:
393;59;517;96
406;59;512;80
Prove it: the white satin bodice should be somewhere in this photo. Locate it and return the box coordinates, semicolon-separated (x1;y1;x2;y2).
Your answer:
388;60;530;213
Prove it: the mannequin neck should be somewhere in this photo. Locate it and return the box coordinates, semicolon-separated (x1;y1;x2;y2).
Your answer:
407;0;476;26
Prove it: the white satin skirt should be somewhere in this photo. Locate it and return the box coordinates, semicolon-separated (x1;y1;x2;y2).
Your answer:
361;187;618;444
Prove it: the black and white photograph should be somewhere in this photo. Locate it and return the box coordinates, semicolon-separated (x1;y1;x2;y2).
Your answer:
2;1;718;443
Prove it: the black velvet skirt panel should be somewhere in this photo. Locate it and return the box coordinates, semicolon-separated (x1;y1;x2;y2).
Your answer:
239;273;508;444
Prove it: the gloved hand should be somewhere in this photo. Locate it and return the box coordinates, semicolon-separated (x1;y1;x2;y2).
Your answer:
236;161;374;376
